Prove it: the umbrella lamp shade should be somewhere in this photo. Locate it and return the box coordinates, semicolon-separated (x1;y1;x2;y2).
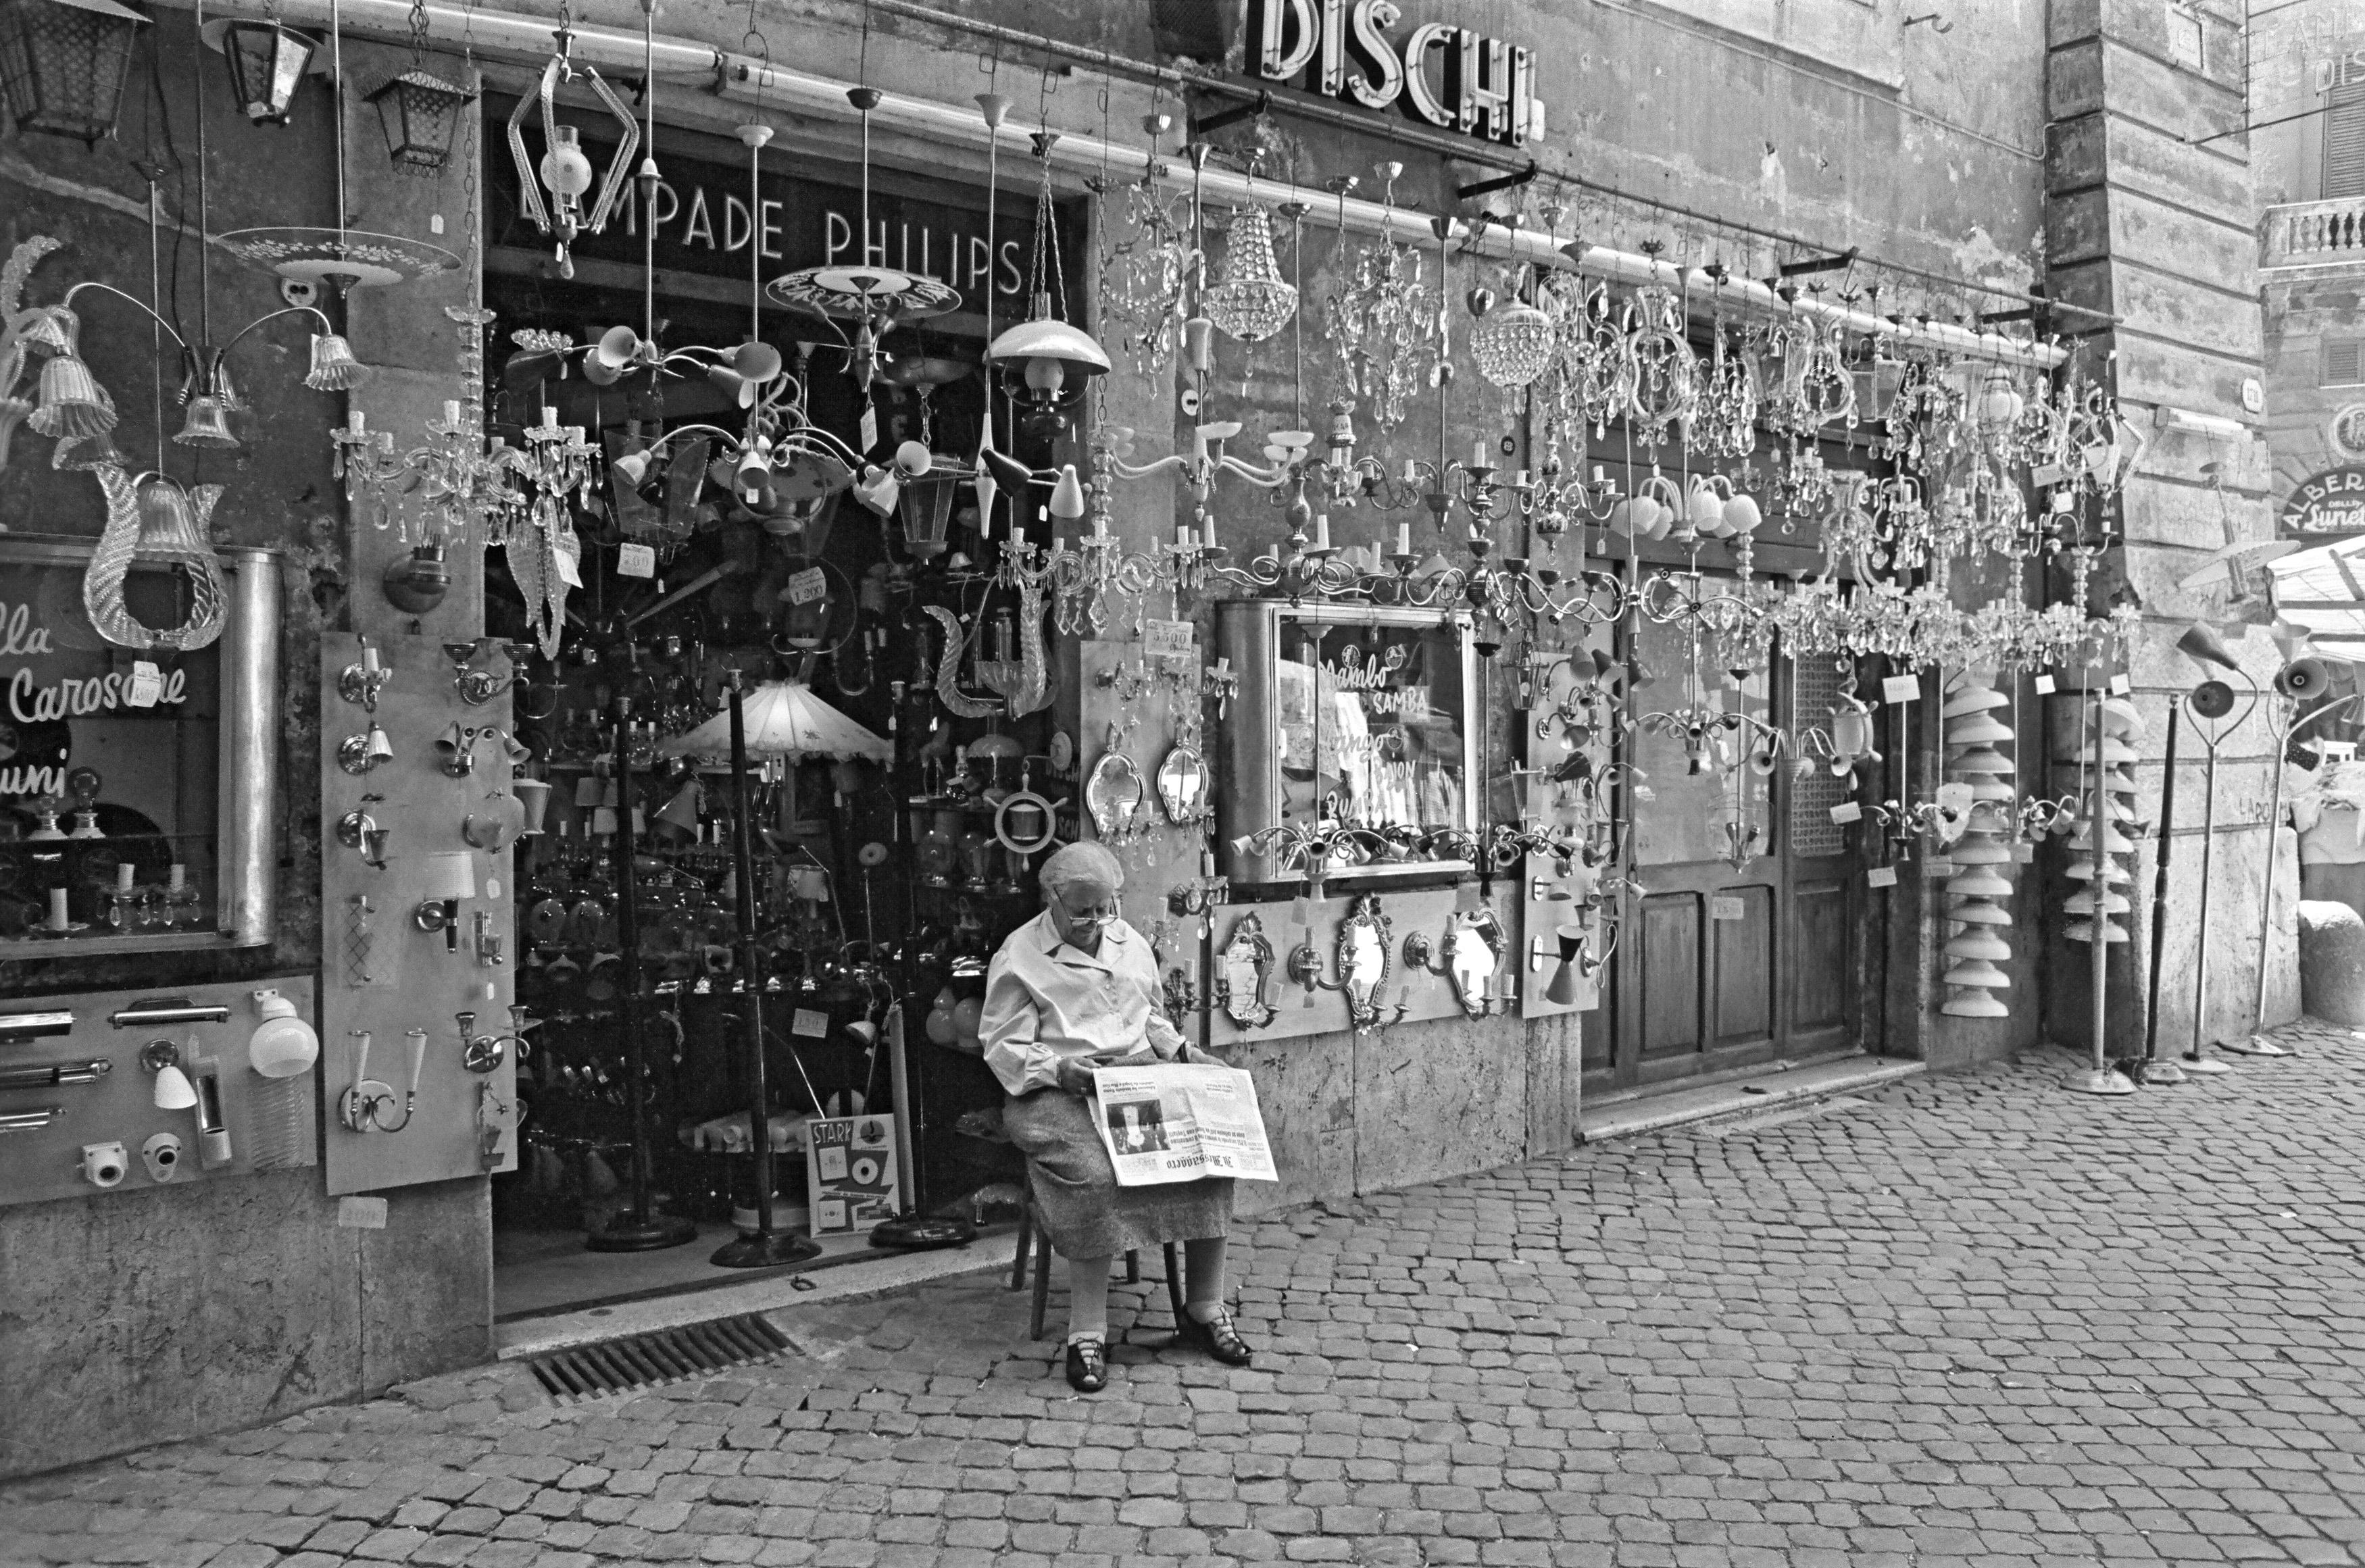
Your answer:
659;680;890;763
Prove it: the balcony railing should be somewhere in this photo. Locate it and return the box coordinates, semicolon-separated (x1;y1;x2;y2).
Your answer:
2265;197;2365;270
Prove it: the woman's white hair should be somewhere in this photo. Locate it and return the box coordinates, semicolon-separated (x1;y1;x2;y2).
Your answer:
1039;840;1124;896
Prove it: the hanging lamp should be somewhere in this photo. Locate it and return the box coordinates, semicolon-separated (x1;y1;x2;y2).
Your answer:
201;13;322;127
0;0;145;144
1201;203;1297;344
366;68;474;174
984;129;1107;421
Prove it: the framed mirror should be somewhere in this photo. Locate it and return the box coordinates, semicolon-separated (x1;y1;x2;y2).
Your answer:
1085;749;1145;839
1156;742;1208;825
1216;911;1276;1029
1336;892;1393;1031
1442;909;1505;1017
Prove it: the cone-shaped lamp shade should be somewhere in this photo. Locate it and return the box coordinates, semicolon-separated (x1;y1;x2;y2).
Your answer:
152;1063;197;1110
659;680;890;763
2177;620;2240;672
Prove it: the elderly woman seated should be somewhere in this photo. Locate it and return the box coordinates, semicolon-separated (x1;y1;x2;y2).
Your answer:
980;841;1253;1392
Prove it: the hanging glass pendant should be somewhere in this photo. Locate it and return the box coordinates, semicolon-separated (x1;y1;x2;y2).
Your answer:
205;17;319;127
1466;286;1555;390
1201;205;1298;343
0;0;147;145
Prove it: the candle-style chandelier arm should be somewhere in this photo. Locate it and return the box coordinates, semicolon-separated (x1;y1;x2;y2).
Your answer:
211;303;339;359
57;282;191;351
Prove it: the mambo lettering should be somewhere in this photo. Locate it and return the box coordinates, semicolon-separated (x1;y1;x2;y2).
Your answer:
1249;0;1544;147
9;664;186;722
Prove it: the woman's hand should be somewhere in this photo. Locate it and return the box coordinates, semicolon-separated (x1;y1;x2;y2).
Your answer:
1055;1057;1098;1096
1180;1044;1221;1066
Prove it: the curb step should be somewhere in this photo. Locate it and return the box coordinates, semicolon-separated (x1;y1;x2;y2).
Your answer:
1578;1056;1924;1145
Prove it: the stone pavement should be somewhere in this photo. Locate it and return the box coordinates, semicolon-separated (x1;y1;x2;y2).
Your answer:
10;1023;2365;1568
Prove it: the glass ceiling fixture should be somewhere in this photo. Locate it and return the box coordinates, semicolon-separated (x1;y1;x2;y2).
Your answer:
1201;195;1297;344
768;82;960;390
216;0;461;290
984;128;1108;434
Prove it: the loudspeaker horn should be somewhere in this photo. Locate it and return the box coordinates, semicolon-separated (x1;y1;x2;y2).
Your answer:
2188;678;2235;719
2276;657;2329;700
2176;619;2241;672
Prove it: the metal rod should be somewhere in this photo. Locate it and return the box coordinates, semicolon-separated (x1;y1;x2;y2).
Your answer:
730;674;776;1234
1192;90;1270;136
1455;162;1539;200
2189;724;2222;1071
2090;711;2110;1077
2230;692;2360;1055
1778;247;1859;278
2142;704;2182;1079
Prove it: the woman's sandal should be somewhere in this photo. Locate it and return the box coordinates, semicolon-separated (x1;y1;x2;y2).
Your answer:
1065;1336;1108;1392
1178;1306;1254;1367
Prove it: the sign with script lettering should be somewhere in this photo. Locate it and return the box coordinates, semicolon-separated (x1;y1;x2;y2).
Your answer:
2283;465;2365;538
1248;1;1546;147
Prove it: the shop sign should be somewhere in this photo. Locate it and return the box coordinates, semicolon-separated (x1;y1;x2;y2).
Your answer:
1249;1;1543;146
2284;465;2365;538
487;102;1064;304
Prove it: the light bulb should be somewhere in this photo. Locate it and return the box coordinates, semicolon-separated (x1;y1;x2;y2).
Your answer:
1023;355;1066;397
541;126;595;198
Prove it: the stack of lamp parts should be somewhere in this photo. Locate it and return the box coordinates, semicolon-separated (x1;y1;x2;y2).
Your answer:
2065;696;2143;948
1941;676;2016;1017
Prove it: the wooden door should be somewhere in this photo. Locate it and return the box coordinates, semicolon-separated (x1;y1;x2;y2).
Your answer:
1583;576;1866;1095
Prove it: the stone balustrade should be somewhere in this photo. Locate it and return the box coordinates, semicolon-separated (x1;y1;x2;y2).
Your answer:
2265;197;2365;270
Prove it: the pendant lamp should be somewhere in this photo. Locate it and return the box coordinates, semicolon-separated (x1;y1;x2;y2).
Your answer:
0;0;146;145
365;68;475;174
201;15;321;127
1201;205;1298;344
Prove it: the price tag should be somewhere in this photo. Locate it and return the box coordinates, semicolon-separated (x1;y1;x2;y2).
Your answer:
1143;618;1195;663
859;403;879;452
2109;674;2133;695
2034;673;2057;695
336;1196;388;1230
554;548;583;588
2031;463;2066;488
125;660;161;708
792;1008;830;1038
2012;843;2035;863
1867;865;1898;888
786;565;829;605
1830;802;1863;825
1882;674;1920;705
617;542;657;579
1924;858;1956;878
1710;895;1744;921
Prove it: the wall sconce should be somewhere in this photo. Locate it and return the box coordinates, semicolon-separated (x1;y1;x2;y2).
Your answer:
413;851;476;951
337;634;390;712
0;0;149;145
143;1038;197;1109
248;988;319;1078
1544;926;1587;1006
337;722;393;775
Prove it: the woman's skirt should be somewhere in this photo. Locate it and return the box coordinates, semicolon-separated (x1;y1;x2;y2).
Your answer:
1002;1088;1235;1260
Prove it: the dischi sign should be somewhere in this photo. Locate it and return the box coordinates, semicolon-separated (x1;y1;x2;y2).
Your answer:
1248;0;1545;147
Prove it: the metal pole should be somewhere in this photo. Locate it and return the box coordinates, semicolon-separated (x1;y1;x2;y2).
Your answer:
2226;692;2358;1057
2068;695;2135;1096
714;670;819;1267
587;692;698;1251
2185;720;2233;1076
2141;705;2185;1083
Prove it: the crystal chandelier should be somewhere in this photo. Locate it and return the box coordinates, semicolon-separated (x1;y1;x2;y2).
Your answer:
1203;205;1297;343
1468;282;1555;391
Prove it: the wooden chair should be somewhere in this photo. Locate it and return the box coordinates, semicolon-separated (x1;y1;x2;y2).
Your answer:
1010;1178;1184;1341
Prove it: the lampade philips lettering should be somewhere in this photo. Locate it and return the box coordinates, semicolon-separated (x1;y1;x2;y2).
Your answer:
1249;0;1542;146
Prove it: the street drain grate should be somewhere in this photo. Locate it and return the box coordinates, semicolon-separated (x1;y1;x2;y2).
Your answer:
527;1313;793;1402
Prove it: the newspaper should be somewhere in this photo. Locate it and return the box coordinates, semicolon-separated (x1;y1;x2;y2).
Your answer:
1090;1063;1278;1186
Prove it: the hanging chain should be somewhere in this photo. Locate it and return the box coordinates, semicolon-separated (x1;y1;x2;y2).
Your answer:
407;0;428;66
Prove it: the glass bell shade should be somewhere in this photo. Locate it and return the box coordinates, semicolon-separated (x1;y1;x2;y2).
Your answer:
134;471;222;563
30;350;113;438
210;18;317;126
364;68;474;173
1469;297;1556;390
304;332;370;390
0;0;147;144
172;394;238;449
1201;205;1298;343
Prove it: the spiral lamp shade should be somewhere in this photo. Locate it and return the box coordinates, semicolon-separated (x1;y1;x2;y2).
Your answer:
2064;695;2141;954
1470;299;1557;390
0;0;147;144
1202;207;1299;343
1941;676;2018;1019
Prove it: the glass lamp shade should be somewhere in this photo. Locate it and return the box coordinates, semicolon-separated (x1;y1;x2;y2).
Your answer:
985;308;1110;396
172;394;239;450
895;459;964;558
133;472;222;563
419;850;477;902
0;0;146;144
1201;206;1299;343
305;332;370;390
30;351;114;438
215;19;316;126
365;68;475;174
1469;298;1556;390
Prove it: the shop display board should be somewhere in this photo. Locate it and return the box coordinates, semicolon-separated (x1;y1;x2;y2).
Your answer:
1203;884;1519;1047
0;978;318;1207
1521;634;1610;1018
318;635;520;1194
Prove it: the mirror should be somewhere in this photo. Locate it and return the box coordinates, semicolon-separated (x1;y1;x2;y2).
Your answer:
1442;909;1505;1017
1218;912;1276;1029
1157;743;1208;825
1337;893;1393;1031
1085;749;1145;840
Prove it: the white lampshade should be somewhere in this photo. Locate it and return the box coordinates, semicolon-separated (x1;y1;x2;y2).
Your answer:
659;681;891;763
153;1063;198;1111
420;850;476;901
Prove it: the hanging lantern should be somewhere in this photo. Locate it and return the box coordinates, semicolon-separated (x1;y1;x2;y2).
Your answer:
1201;206;1299;343
891;442;964;560
0;0;146;144
205;17;319;127
365;68;476;174
985;303;1110;413
1466;286;1556;391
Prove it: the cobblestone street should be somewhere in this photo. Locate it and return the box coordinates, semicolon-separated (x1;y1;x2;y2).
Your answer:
10;1025;2365;1568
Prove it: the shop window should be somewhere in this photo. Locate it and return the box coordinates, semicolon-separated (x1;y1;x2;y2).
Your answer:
2326;338;2365;388
2326;84;2365;199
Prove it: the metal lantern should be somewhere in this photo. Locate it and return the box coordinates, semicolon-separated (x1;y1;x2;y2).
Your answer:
366;68;475;174
0;0;147;144
211;18;317;126
895;454;965;559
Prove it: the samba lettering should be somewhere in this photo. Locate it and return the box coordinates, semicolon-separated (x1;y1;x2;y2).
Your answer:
9;664;186;723
1250;0;1542;146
